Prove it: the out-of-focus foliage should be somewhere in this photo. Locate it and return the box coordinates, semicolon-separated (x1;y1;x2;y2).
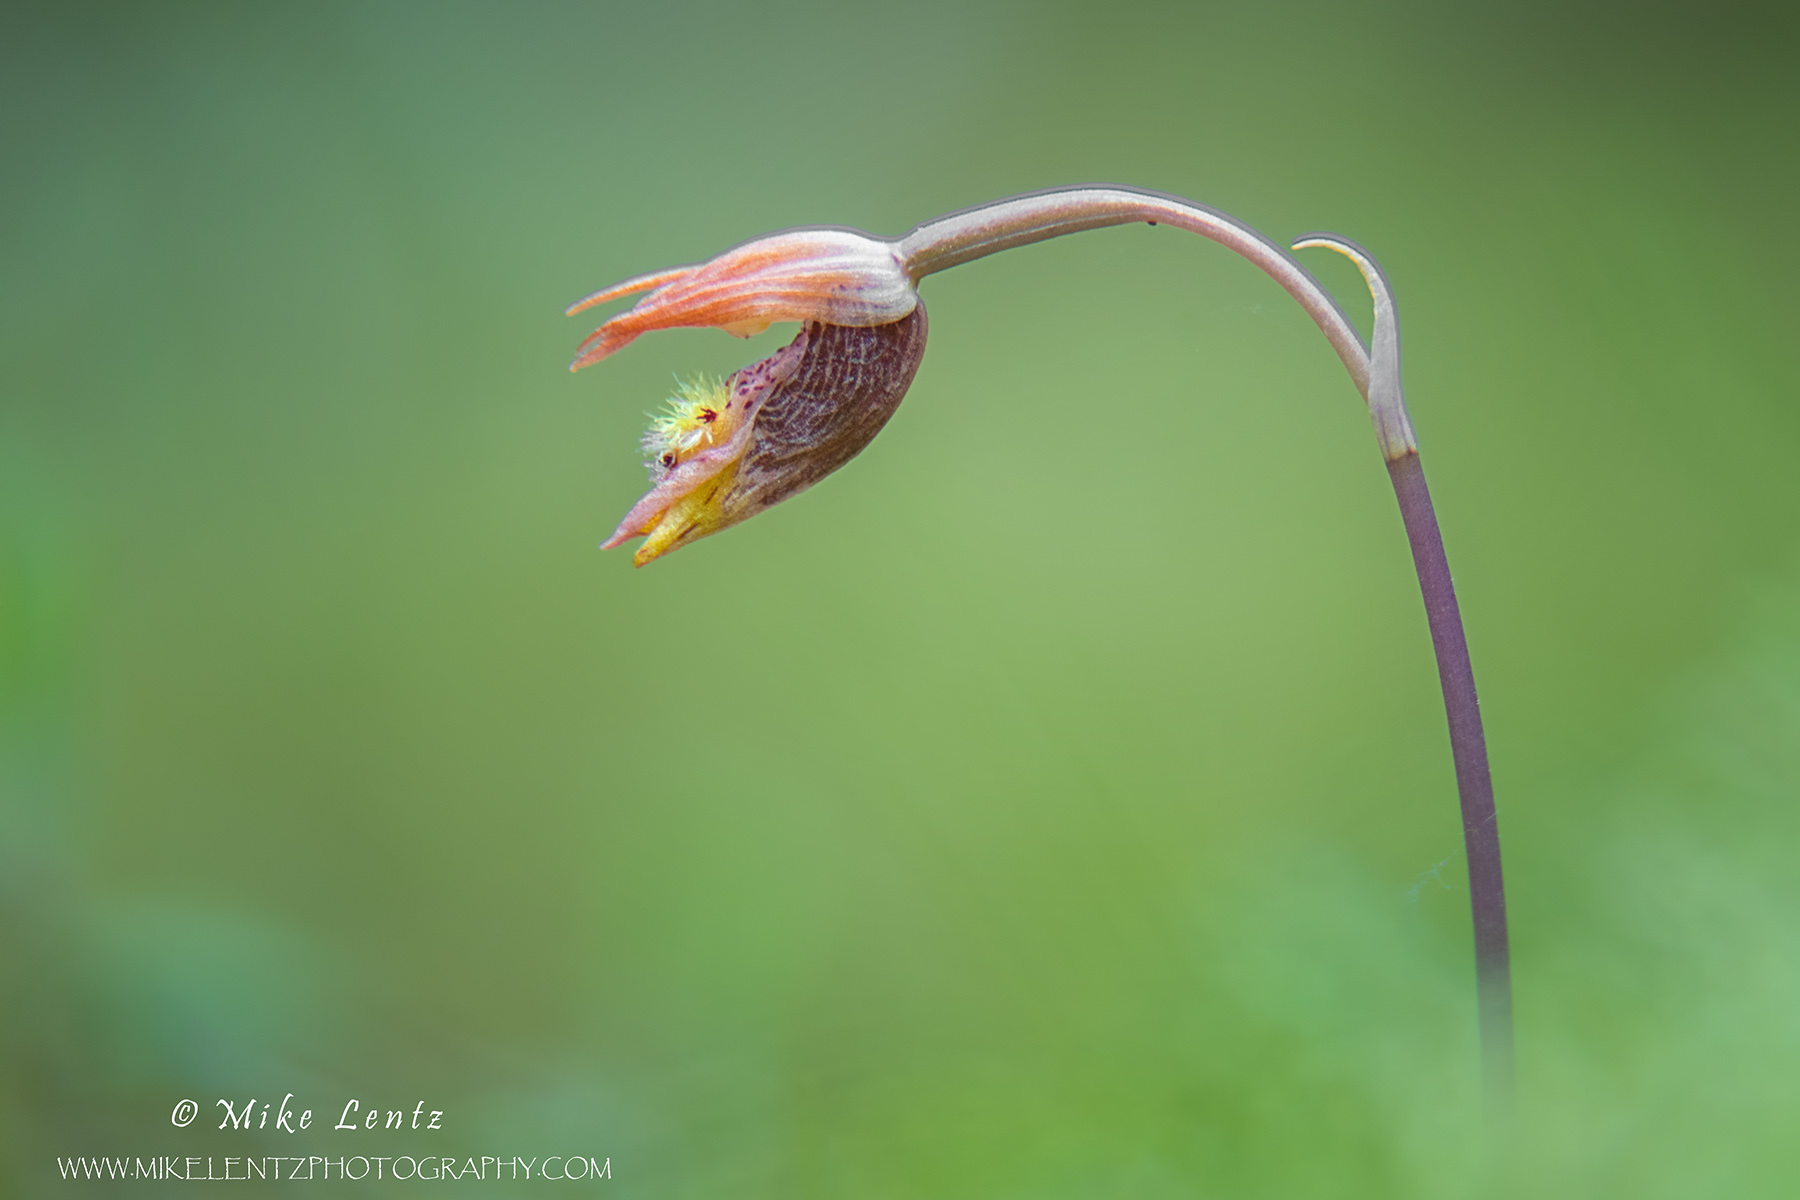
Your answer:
3;0;1796;1194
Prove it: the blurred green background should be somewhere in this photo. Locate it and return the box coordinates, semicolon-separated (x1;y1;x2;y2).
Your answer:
4;0;1798;1194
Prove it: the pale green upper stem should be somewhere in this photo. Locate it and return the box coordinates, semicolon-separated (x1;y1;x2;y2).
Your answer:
893;187;1419;460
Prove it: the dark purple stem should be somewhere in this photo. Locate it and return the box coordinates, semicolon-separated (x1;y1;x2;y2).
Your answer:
1386;449;1513;1103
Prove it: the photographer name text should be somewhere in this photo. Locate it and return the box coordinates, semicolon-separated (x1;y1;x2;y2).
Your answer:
171;1095;446;1133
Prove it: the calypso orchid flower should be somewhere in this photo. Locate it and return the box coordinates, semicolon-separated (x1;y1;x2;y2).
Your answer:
566;229;926;566
564;185;1513;1104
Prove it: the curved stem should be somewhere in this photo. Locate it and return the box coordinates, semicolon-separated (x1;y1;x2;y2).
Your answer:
901;185;1510;1102
897;186;1383;436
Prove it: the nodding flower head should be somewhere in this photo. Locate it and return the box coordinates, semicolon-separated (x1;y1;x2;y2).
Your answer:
567;228;929;565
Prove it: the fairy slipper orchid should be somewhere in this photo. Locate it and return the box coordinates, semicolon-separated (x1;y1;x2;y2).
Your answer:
565;185;1512;1111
